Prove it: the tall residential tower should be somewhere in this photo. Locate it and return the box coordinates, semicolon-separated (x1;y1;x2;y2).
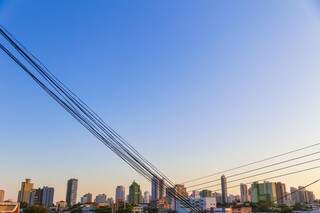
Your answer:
66;179;78;207
115;186;125;203
240;184;248;203
18;179;33;204
221;175;228;205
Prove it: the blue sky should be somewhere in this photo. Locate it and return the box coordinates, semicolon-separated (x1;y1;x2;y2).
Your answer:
1;0;320;202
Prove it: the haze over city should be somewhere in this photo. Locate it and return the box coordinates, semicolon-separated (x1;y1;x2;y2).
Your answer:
2;1;320;212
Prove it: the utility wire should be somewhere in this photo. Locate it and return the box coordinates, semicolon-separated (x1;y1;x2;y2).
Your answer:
190;165;320;192
273;177;320;204
183;141;320;184
187;150;320;188
0;27;199;212
191;156;320;190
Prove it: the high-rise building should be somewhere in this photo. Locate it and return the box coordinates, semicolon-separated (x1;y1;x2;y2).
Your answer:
198;197;217;210
240;184;248;203
151;176;159;201
29;188;42;206
159;178;165;199
251;181;277;203
115;185;125;203
106;198;114;206
275;182;286;204
128;181;142;205
56;201;68;212
0;190;4;202
95;194;107;204
189;196;217;211
228;194;240;203
199;190;212;198
29;186;54;207
165;184;188;210
290;187;299;204
66;178;78;207
212;192;222;204
41;186;54;207
190;191;200;199
18;179;33;204
290;186;315;204
165;187;175;209
221;175;228;205
248;187;252;202
143;191;150;204
80;193;92;204
174;184;188;198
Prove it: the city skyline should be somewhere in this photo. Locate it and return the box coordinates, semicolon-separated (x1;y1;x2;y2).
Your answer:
2;0;320;205
0;177;317;204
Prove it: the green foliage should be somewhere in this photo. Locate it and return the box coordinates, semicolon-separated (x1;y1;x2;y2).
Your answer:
252;200;273;212
117;205;133;213
95;207;112;213
144;207;157;213
242;201;251;207
292;203;309;211
24;205;50;213
70;208;82;213
20;202;28;209
278;204;292;213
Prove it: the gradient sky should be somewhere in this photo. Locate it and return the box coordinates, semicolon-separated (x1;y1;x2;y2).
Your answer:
1;0;320;203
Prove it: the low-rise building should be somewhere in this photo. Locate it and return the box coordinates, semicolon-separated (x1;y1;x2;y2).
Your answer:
81;193;93;204
232;206;252;213
56;200;68;212
213;208;232;213
95;194;107;204
0;202;20;213
132;206;143;213
0;191;4;203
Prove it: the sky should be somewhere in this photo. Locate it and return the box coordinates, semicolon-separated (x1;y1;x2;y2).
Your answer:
1;0;320;203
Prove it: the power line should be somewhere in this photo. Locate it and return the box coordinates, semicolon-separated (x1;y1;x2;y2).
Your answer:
190;165;320;192
187;150;320;188
182;141;320;184
0;26;199;212
273;177;320;204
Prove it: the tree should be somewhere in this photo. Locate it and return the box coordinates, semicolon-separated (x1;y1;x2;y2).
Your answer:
24;205;50;213
252;200;273;212
292;203;308;211
117;205;133;213
95;207;112;213
20;202;28;209
278;204;292;213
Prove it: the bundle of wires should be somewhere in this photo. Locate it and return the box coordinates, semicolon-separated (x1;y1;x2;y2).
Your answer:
1;25;320;212
0;25;200;212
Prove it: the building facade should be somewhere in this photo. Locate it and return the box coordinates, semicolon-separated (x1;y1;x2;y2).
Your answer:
240;184;248;203
275;182;287;204
41;186;54;207
0;202;20;213
29;186;54;207
251;182;277;203
18;179;33;205
95;194;107;204
221;175;228;205
290;186;315;204
80;193;92;204
128;181;142;205
143;191;150;204
199;190;212;198
66;178;78;207
151;176;159;201
56;201;68;212
0;190;4;202
115;186;125;203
